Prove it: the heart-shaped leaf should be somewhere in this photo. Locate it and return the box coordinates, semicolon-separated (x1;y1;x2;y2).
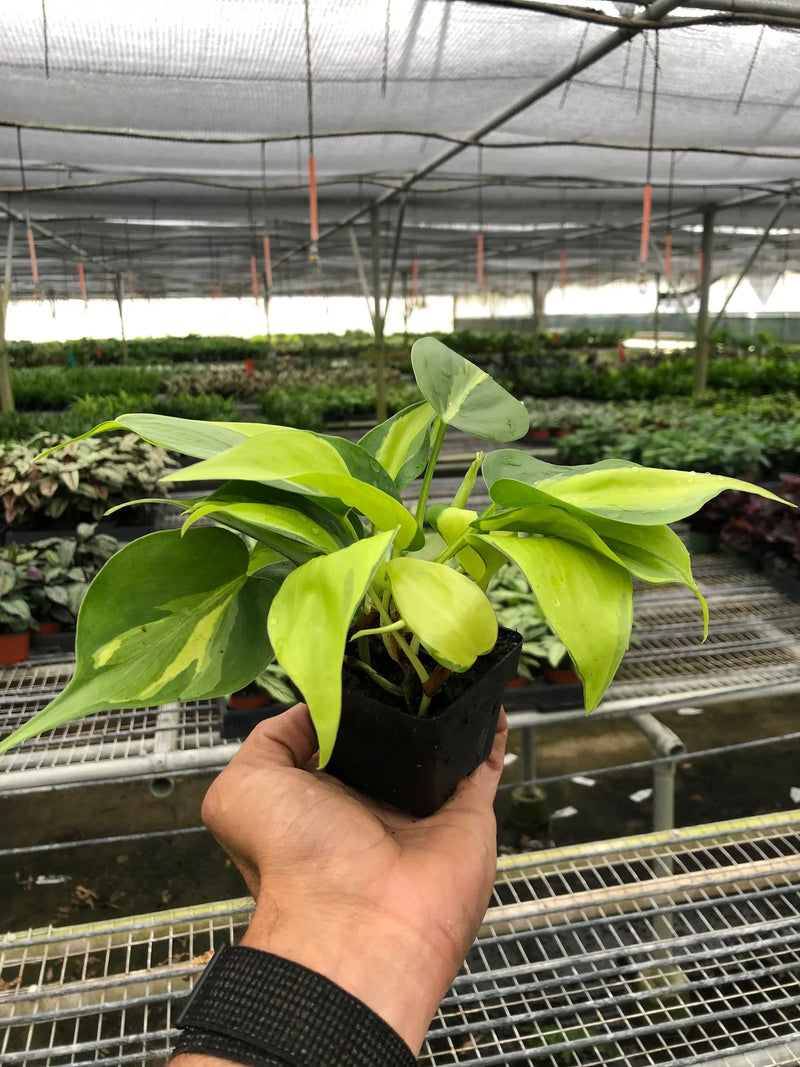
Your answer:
0;528;274;753
482;532;633;710
385;556;497;672
359;401;436;487
477;503;708;634
268;531;396;766
411;337;528;442
162;427;350;484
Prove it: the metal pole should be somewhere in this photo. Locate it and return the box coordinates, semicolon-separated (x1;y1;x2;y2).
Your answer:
520;723;537;791
711;197;789;333
631;712;685;841
0;220;15;413
531;270;544;337
271;0;687;270
401;269;410;348
348;225;376;330
693;207;716;394
113;273;129;364
370;204;387;424
383;195;407;319
653;271;661;352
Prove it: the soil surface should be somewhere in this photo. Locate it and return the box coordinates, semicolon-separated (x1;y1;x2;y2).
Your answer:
1;695;797;932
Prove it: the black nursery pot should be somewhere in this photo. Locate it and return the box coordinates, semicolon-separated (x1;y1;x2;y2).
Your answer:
326;628;522;818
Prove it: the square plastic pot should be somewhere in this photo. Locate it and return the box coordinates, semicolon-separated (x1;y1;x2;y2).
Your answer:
326;628;522;818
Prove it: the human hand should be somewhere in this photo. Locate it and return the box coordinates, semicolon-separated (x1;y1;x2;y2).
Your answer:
184;701;507;1056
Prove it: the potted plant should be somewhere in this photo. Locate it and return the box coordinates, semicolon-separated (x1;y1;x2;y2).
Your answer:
488;567;567;674
0;432;175;541
222;663;299;739
0;551;34;665
0;337;790;815
24;524;120;650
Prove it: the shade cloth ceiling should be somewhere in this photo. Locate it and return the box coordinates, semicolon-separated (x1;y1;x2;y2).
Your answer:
2;0;800;307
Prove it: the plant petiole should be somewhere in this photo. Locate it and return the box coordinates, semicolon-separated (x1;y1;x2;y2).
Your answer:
414;417;447;530
349;618;407;641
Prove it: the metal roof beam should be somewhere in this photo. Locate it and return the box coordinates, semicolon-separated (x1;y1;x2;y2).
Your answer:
275;0;688;271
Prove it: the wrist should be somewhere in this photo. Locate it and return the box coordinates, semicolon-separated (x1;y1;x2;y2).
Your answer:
241;894;454;1054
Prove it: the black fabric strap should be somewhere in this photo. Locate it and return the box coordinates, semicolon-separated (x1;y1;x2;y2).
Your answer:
172;943;418;1067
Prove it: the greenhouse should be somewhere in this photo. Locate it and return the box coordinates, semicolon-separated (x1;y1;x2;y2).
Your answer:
1;1;800;1065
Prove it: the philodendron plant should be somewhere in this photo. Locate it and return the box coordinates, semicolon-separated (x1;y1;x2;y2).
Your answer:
0;337;789;764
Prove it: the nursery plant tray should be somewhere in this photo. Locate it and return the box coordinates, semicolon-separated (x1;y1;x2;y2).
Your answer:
2;811;798;1067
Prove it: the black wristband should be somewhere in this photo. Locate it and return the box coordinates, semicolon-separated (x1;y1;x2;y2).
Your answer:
172;943;418;1067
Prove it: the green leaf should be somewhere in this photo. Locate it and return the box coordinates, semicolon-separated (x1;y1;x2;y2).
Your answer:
42;414;273;461
247;544;290;574
385;556;497;673
358;401;436;487
183;500;343;555
432;505;506;585
482;532;633;710
162;426;350;484
0;529;274;754
296;472;420;551
483;450;789;525
267;531;395;767
411;337;529;442
318;434;403;502
480;504;709;636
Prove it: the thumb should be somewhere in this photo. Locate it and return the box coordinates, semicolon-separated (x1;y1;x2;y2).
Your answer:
231;702;319;770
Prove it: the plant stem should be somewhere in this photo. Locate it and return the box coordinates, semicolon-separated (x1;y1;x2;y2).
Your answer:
357;634;371;665
418;693;432;718
369;583;402;661
350;618;407;641
346;657;404;698
414;417;447;530
369;583;430;688
434;533;468;566
393;629;429;686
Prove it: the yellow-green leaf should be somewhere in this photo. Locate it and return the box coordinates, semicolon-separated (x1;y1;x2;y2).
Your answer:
41;413;273;461
359;401;436;486
267;531;395;766
183;500;342;554
162;427;349;484
483;532;633;710
483;450;789;525
385;556;497;673
295;472;419;550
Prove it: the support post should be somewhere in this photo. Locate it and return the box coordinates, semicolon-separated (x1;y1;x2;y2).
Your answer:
653;271;661;353
348;225;375;330
263;282;272;354
711;197;789;334
0;221;15;413
401;269;410;349
693;207;715;394
370;205;387;424
530;271;544;338
113;273;129;364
